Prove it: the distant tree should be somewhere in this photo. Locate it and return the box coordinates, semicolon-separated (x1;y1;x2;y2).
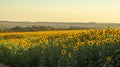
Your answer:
0;28;2;32
11;26;25;32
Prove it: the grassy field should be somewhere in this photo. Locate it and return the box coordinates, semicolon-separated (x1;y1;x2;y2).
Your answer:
0;27;120;67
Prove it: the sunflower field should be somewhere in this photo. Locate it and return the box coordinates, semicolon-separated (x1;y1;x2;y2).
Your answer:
0;27;120;67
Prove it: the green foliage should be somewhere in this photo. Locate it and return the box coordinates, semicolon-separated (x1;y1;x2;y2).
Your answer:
0;42;120;67
0;28;120;67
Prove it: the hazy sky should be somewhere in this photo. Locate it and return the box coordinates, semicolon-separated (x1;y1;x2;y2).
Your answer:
0;0;120;23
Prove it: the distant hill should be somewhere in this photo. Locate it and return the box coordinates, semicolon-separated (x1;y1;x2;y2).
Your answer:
0;21;120;29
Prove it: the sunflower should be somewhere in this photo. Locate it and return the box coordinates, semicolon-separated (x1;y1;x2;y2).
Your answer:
45;40;48;45
61;49;66;55
23;44;29;48
54;43;59;47
68;44;71;48
76;42;81;46
73;46;78;51
113;39;118;43
102;40;106;44
97;36;101;40
6;45;11;49
107;56;112;61
62;44;67;49
62;39;67;43
42;45;46;49
108;38;112;43
68;52;72;58
39;41;43;46
80;42;85;46
96;42;100;47
88;41;94;46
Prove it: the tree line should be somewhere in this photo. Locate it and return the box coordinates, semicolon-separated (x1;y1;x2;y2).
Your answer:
0;26;91;33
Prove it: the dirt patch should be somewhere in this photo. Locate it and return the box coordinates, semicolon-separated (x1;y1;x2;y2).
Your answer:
0;63;9;67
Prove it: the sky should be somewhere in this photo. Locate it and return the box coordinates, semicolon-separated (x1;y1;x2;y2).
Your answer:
0;0;120;23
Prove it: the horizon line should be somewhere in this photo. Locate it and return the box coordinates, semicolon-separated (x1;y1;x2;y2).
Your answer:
0;20;119;24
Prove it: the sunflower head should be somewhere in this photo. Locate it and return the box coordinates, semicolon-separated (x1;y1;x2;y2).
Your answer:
61;49;66;55
42;45;46;49
68;52;72;58
80;42;85;46
54;43;59;47
6;45;11;49
62;44;67;49
76;42;80;46
113;39;118;43
96;42;100;47
88;41;94;46
73;46;78;51
107;56;112;62
68;44;71;48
